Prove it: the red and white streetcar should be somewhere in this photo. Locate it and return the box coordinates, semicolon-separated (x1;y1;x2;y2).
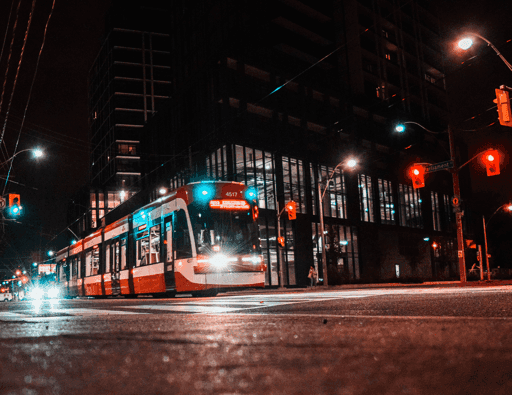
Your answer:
55;181;265;298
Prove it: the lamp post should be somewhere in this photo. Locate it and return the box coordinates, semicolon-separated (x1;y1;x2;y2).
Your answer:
318;158;357;286
1;148;44;196
395;122;467;282
458;34;512;73
482;203;512;280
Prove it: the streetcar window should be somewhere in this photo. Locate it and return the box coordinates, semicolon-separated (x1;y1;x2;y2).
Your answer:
105;244;111;273
173;210;192;259
85;251;92;276
71;258;78;280
136;230;149;266
114;241;120;271
92;247;100;275
150;225;161;264
191;204;260;255
164;219;173;263
120;239;127;270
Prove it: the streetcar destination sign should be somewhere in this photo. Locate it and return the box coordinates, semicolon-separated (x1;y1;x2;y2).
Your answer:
425;160;454;173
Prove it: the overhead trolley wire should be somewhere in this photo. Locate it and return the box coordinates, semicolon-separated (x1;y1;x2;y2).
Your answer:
3;0;56;195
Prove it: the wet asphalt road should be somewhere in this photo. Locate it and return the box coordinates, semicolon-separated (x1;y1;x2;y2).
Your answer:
1;285;512;394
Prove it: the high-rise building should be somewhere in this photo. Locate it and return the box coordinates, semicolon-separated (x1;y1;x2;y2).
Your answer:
85;1;171;229
102;0;469;285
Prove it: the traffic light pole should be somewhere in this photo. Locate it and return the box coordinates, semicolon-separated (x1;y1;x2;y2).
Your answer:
276;202;286;288
448;125;467;283
317;182;328;286
482;215;491;281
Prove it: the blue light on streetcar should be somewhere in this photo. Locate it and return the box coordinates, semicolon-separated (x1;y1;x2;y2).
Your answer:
195;183;215;203
245;187;258;201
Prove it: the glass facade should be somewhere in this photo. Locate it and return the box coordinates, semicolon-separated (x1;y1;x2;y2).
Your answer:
398;184;423;228
378;178;395;225
199;143;456;285
359;174;375;223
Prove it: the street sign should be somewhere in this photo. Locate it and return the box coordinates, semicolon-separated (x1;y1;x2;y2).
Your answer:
425;160;454;174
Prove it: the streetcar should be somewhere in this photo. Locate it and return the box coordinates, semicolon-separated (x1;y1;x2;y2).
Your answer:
55;181;265;298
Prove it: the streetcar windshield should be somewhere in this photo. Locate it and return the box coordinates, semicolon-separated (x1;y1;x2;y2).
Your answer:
190;204;260;255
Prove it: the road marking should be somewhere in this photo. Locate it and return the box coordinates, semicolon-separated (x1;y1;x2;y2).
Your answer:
2;286;512;320
126;300;296;314
0;308;147;322
225;312;512;321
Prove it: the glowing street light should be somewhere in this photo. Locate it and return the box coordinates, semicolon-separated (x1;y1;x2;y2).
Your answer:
458;37;473;50
458;33;512;73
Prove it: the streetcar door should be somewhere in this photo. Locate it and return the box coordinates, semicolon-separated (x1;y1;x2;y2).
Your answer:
163;216;175;291
111;239;121;296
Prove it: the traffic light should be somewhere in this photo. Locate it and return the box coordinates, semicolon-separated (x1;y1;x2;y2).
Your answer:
408;164;425;189
482;149;500;176
286;201;297;220
7;193;22;216
494;88;512;127
8;194;20;207
278;237;285;248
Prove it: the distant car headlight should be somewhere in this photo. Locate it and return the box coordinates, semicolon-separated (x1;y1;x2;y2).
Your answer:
31;287;45;300
47;287;59;299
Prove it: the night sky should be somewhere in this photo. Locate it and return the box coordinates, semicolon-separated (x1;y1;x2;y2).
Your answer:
0;0;511;274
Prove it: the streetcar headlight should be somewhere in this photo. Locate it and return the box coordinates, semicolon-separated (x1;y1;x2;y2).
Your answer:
31;287;45;300
209;254;237;268
47;287;59;299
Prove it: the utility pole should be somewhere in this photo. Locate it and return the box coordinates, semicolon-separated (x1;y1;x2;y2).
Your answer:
448;125;466;282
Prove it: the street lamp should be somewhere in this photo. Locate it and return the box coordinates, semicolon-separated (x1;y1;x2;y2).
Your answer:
318;158;357;286
395;121;467;282
458;34;512;73
482;203;512;280
0;148;44;167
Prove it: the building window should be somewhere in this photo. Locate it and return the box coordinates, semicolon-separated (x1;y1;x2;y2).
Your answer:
431;191;441;231
443;194;453;230
206;146;228;180
283;156;306;214
311;164;347;219
233;145;275;210
398;184;423;228
118;143;137;155
359;174;375;223
378;179;395;224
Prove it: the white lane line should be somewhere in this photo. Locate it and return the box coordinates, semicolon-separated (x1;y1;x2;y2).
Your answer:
206;312;512;321
0;309;148;321
127;305;243;313
50;308;147;316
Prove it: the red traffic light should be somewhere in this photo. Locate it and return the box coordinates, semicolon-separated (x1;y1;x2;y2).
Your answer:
482;149;500;176
8;194;20;207
286;201;297;220
278;237;285;248
408;164;425;189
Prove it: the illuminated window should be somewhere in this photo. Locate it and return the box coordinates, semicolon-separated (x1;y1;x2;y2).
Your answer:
431;191;441;231
359;174;375;223
398;184;423;228
283;156;306;214
311;164;347;219
378;179;395;224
